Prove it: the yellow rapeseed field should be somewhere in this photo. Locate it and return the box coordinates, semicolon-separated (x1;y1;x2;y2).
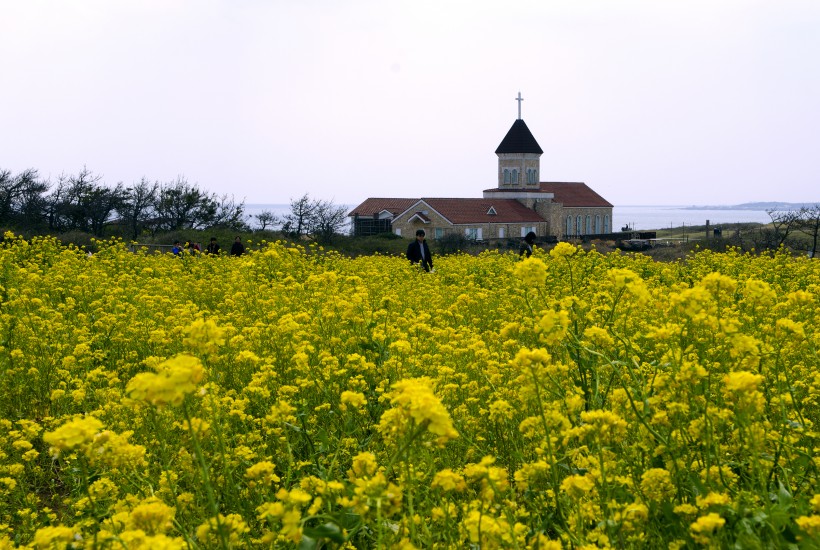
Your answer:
1;233;818;548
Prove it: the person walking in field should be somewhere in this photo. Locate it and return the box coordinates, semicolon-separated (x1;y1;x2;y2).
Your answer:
230;236;245;256
519;231;536;258
206;237;220;255
406;229;433;272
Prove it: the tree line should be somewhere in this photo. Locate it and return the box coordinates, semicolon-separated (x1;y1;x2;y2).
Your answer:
0;167;349;242
765;206;820;257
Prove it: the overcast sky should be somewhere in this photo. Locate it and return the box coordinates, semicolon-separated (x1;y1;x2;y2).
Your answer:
2;0;818;207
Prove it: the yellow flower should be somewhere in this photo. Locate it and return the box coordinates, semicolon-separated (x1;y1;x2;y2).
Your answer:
246;460;281;488
43;416;104;456
640;468;676;502
431;469;466;492
689;513;725;545
811;494;820;513
743;278;777;305
583;326;614;348
696;492;732;509
723;371;763;394
378;377;458;446
488;399;515;422
340;391;367;411
183;318;225;353
463;510;513;547
126;354;205;407
550;242;577;258
129;498;176;535
561;474;595;499
607;267;650;303
514;257;548;287
536;309;570;345
31;526;79;549
349;452;379;479
796;515;820;538
196;514;249;547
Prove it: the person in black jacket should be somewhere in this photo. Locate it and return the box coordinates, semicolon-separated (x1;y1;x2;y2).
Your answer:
230;236;245;256
519;231;536;258
206;237;220;255
406;229;433;272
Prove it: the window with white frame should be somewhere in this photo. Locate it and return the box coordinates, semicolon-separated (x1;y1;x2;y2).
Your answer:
498;227;506;239
520;226;535;237
465;227;482;241
434;227;444;239
395;228;401;236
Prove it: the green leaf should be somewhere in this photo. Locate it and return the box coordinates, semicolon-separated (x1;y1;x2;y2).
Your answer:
303;522;346;543
298;535;318;550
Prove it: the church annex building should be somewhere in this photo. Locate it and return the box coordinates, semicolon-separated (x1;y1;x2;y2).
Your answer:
349;98;613;242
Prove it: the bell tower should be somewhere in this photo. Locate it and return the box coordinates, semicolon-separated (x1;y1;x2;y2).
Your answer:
495;92;543;190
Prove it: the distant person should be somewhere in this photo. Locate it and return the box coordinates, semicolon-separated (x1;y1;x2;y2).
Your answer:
406;229;433;272
519;231;536;258
206;237;220;255
171;241;182;255
230;236;245;257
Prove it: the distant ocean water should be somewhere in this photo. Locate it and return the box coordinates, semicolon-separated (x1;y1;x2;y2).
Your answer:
244;204;773;232
614;205;772;232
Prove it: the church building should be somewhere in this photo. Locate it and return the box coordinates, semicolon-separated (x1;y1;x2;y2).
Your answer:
349;96;613;242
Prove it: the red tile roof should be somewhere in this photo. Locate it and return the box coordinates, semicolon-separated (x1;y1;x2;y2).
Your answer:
539;182;613;207
483;182;613;208
409;198;545;225
348;198;418;217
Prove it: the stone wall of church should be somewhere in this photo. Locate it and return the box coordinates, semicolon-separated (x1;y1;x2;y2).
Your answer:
559;207;614;238
391;208;451;238
392;212;549;242
497;153;541;189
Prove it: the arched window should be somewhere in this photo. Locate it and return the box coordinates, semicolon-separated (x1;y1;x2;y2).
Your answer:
503;169;511;184
595;215;601;234
566;216;572;236
576;216;582;236
511;169;519;184
604;215;610;234
585;216;591;235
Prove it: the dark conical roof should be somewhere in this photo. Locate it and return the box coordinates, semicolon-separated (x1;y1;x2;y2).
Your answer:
495;119;543;154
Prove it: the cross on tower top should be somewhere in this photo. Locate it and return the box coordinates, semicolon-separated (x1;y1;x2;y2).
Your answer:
516;92;523;119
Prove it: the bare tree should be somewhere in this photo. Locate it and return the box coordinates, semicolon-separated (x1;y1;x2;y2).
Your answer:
45;167;124;235
119;178;159;239
795;205;820;258
282;194;318;238
0;168;48;227
310;199;348;243
766;209;801;247
210;194;248;231
255;210;279;231
154;177;246;231
282;194;348;241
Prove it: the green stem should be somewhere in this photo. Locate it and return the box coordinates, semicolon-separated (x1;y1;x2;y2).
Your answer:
183;401;229;550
